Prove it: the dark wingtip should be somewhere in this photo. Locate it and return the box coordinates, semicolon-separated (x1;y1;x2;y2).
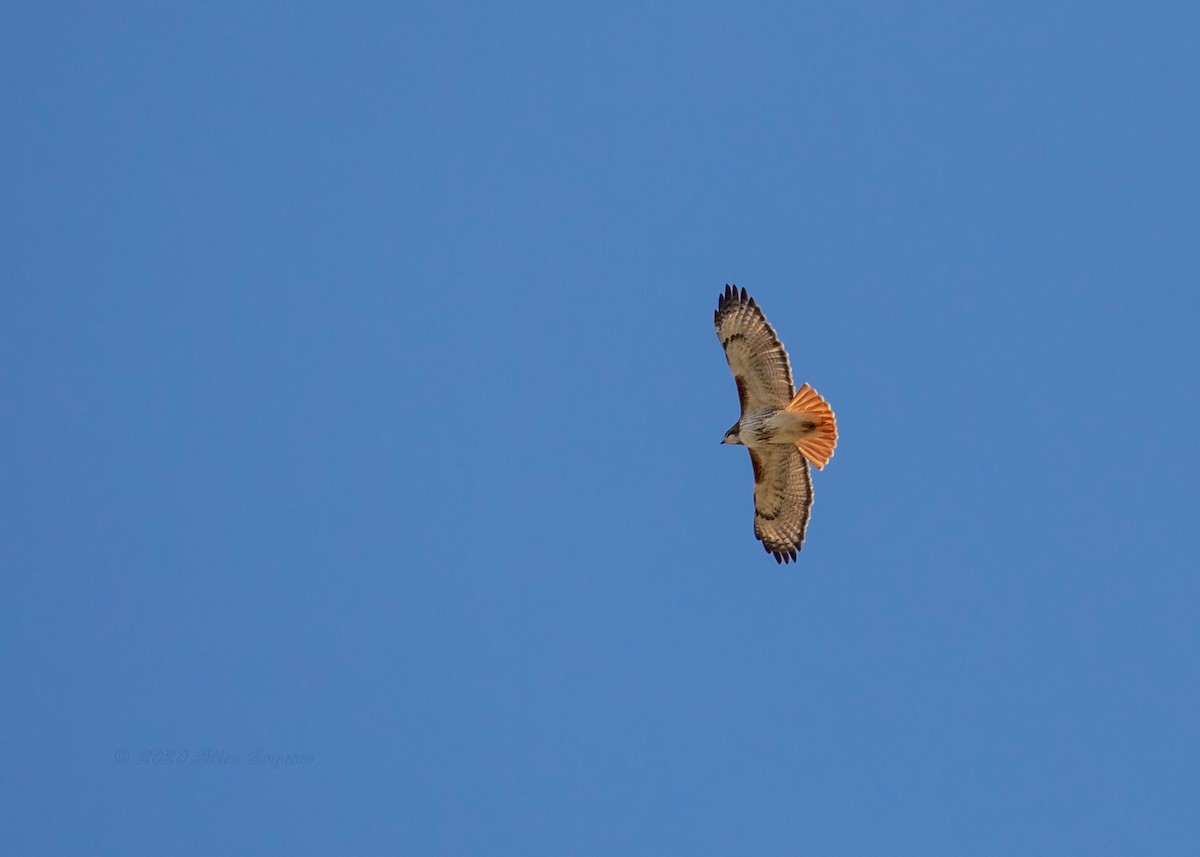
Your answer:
769;545;800;564
718;284;758;309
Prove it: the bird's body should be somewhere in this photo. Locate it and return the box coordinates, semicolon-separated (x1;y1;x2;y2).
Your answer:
715;285;838;563
728;408;819;447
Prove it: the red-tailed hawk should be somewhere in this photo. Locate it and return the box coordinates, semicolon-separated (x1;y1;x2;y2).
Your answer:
715;285;838;563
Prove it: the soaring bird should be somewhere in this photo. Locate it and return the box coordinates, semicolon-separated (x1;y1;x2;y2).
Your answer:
715;285;838;563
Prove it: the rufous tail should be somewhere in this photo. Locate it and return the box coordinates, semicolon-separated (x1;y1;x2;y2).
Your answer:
785;383;838;470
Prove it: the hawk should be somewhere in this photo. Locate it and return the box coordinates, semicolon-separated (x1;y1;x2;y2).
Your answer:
715;285;838;563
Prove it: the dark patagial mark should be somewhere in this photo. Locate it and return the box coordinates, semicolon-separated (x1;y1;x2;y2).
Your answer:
748;449;764;484
735;376;749;413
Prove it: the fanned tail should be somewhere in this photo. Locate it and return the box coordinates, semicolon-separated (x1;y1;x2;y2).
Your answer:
785;383;838;470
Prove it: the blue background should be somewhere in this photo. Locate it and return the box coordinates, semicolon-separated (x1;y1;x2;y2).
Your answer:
4;2;1198;853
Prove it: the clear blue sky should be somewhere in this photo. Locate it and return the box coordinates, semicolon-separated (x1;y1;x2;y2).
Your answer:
4;2;1199;854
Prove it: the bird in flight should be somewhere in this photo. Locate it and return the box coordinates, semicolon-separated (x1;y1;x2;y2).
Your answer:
715;285;838;563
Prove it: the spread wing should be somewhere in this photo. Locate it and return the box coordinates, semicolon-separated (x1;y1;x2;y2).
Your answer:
747;446;813;564
714;284;795;415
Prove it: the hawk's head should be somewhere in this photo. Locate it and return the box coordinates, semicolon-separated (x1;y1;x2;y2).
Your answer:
721;423;743;445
